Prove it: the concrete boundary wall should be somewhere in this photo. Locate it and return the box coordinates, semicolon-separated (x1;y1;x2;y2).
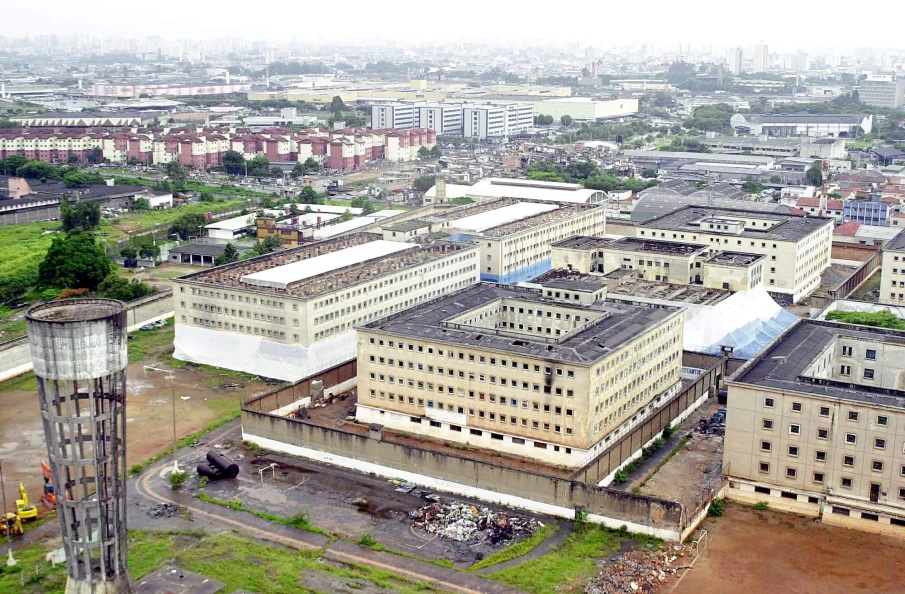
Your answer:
0;290;174;383
241;410;687;540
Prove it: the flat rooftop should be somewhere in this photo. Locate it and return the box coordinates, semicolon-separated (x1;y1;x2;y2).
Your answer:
361;283;681;365
607;237;707;256
640;205;832;242
534;269;728;305
176;233;475;299
705;251;764;266
449;202;559;233
241;241;417;289
382;218;433;233
552;236;614;250
731;319;905;409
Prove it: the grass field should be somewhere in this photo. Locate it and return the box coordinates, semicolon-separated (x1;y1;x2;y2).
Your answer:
114;197;250;229
0;530;444;594
0;220;61;289
489;525;660;594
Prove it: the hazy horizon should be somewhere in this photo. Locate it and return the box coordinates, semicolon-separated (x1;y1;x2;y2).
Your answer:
6;0;905;52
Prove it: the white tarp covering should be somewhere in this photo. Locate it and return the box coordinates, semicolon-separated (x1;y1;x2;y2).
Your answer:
173;325;357;381
313;217;374;238
683;286;799;359
241;240;417;289
450;202;559;233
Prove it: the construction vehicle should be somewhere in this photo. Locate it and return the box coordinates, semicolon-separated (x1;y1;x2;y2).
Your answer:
16;483;37;521
41;460;56;509
0;512;22;537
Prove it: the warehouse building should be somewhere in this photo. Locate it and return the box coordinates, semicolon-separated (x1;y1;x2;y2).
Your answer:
355;283;685;467
723;318;905;536
729;113;873;138
172;234;480;380
633;206;833;303
423;177;607;206
440;198;606;283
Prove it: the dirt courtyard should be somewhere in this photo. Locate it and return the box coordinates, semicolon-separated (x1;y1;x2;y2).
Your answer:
673;502;905;594
0;323;269;512
639;433;723;511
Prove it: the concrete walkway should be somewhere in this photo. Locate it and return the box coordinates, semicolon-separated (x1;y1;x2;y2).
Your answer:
473;520;573;576
610;398;720;493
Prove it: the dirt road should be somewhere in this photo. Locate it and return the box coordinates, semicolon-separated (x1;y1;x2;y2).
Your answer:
673;502;905;594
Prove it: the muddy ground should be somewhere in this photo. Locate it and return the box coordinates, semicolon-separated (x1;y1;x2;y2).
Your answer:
638;433;723;512
673;502;905;594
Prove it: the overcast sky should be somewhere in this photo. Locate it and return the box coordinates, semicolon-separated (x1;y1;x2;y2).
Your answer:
11;0;905;52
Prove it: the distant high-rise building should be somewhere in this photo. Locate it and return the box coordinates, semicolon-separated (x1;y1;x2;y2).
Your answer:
728;48;743;75
753;43;768;73
859;75;905;108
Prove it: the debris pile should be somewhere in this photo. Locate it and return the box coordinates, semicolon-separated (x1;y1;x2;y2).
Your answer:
584;545;693;594
147;503;182;518
310;388;355;409
410;501;540;544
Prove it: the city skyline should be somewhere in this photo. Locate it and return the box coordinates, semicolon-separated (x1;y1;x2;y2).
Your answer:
6;0;905;51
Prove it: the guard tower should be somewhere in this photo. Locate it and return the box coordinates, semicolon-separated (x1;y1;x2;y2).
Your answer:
26;299;134;594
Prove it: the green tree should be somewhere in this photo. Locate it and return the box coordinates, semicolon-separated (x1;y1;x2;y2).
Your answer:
560;115;573;126
412;175;436;193
252;234;282;256
132;197;150;211
429;145;441;158
418;146;431;159
329;96;346;114
213;243;240;266
361;200;376;215
289;203;301;216
291;162;305;178
67;154;80;164
17;161;59;180
119;246;139;267
303;157;320;173
245;156;271;178
170;212;208;240
38;232;112;291
60;195;101;232
298;186;323;204
1;155;28;175
86;147;103;164
138;243;160;260
341;209;353;222
806;162;823;186
165;161;187;187
741;181;764;194
222;150;246;175
97;275;154;301
62;171;90;187
564;161;597;180
641;168;658;179
528;171;565;182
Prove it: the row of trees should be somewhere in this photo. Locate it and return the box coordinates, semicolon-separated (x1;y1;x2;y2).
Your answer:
533;114;573;126
525;161;661;193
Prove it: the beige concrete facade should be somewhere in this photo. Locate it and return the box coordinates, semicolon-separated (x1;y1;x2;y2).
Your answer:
880;230;905;305
724;319;905;537
635;208;833;302
172;235;480;349
355;285;684;467
551;236;764;292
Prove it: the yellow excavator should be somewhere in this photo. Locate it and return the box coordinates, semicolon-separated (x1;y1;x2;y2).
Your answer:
16;482;37;522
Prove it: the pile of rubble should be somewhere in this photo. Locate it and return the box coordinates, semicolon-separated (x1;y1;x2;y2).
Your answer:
410;501;541;544
309;388;355;409
584;545;693;594
147;503;183;518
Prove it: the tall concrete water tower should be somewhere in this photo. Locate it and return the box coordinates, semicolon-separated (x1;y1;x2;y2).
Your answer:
26;299;134;594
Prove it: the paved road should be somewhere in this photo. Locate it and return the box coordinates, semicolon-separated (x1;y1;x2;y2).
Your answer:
132;420;525;594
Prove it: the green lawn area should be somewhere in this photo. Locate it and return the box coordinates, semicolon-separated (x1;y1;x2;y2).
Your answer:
848;139;873;149
115;198;250;229
469;523;558;571
0;221;62;299
0;530;443;594
489;525;660;594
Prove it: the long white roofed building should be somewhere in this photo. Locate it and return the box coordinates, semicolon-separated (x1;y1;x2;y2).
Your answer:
172;233;480;380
